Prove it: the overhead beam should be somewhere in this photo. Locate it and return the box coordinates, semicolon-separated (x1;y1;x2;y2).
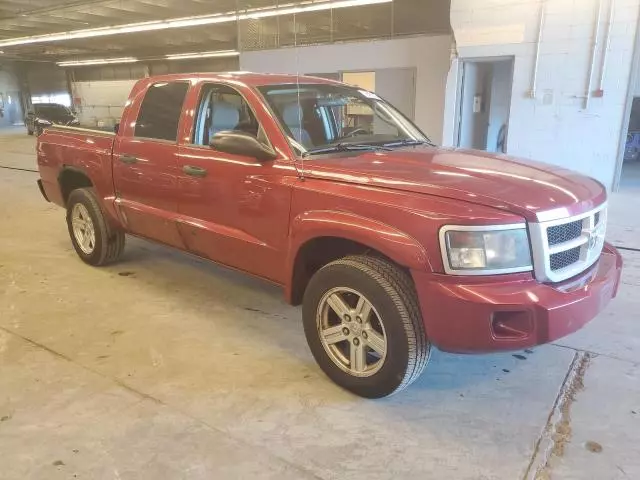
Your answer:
0;0;122;20
0;0;393;48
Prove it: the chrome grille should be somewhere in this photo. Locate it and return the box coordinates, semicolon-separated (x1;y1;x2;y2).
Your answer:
529;204;607;283
547;220;582;246
550;247;581;271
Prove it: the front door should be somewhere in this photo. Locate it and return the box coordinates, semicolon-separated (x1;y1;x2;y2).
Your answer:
176;82;292;283
112;81;189;248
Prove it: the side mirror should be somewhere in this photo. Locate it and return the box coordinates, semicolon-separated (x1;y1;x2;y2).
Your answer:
210;131;277;162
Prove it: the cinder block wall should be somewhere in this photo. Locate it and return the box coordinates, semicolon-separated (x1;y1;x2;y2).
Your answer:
444;0;640;189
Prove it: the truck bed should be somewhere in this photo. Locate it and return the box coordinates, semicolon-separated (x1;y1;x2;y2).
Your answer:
37;125;117;209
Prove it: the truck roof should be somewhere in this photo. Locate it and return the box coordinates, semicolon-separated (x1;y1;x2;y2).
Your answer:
142;72;342;87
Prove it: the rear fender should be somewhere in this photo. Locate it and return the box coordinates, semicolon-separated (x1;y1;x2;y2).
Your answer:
58;165;121;229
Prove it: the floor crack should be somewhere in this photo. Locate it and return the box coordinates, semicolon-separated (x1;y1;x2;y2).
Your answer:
523;351;593;480
551;343;639;366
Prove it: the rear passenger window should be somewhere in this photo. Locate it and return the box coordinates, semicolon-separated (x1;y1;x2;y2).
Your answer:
134;82;188;141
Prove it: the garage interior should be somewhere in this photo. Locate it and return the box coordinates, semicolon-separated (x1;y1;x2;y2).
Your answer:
1;1;639;479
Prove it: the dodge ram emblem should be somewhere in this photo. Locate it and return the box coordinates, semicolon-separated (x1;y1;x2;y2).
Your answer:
587;224;604;251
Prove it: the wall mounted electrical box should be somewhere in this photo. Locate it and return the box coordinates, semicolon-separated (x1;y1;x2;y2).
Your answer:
473;95;482;113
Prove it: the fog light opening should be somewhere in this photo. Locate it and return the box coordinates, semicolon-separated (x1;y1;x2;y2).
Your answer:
491;311;533;340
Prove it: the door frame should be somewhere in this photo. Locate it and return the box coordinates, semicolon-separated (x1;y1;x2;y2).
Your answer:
613;7;640;191
454;56;515;151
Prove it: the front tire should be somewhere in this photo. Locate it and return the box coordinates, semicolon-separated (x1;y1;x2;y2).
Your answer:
303;255;431;398
66;188;125;266
27;127;34;136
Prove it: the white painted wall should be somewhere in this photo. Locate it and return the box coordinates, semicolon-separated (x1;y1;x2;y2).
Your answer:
375;68;417;121
445;0;640;190
240;36;453;143
72;80;137;127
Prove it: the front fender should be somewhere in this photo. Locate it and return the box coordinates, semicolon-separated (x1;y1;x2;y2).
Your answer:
285;210;431;301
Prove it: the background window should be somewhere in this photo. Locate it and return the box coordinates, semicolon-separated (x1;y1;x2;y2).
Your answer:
135;82;188;141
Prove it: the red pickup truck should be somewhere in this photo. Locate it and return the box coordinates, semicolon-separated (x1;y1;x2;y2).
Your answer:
36;73;622;398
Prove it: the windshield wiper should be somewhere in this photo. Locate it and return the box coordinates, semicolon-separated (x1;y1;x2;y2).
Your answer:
302;143;392;157
382;139;436;148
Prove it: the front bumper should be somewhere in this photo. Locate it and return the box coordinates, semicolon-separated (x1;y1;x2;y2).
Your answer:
413;242;623;353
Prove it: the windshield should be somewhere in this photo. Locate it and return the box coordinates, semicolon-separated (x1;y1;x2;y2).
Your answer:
35;104;72;117
257;83;430;156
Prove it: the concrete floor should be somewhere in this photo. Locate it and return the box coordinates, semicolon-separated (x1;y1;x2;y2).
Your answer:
0;126;638;480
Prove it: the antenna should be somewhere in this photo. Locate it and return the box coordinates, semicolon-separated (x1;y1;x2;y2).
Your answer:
294;9;305;181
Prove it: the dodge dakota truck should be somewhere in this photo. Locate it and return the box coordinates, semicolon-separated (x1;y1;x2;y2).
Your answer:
36;73;622;398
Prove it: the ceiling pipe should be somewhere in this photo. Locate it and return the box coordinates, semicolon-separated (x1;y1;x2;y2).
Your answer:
528;0;547;99
597;0;616;96
585;0;604;109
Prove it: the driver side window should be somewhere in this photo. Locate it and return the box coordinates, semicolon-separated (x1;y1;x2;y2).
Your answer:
193;84;265;146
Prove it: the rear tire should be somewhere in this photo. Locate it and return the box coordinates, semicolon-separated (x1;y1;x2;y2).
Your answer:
303;255;430;398
66;188;125;266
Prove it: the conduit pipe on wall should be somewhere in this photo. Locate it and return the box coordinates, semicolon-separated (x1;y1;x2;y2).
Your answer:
529;0;547;99
597;0;616;95
585;0;604;109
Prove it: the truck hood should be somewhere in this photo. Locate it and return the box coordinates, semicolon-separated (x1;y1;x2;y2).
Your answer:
303;147;607;221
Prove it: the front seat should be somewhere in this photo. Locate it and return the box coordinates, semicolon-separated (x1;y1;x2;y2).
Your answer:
209;101;240;140
282;103;312;148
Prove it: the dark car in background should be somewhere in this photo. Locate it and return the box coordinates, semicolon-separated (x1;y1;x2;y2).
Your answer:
25;103;79;136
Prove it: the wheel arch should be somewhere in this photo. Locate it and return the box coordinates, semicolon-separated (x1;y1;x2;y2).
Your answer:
286;210;431;305
58;166;94;206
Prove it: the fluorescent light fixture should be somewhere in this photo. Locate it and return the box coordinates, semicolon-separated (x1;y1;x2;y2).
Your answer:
57;57;138;67
166;50;239;61
0;0;391;47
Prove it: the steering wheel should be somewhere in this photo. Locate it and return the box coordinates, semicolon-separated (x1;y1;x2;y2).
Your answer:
336;127;369;141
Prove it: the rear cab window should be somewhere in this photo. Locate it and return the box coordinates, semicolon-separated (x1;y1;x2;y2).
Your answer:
134;82;189;141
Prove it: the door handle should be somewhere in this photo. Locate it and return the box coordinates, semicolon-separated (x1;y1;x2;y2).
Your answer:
119;155;138;165
183;165;207;178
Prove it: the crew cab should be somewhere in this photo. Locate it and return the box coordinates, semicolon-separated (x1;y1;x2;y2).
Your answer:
36;73;622;398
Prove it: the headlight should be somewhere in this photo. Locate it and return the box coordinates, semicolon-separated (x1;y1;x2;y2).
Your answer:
36;118;52;125
439;224;532;275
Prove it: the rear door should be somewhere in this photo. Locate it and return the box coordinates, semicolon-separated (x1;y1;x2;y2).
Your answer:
112;81;188;247
175;81;293;283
